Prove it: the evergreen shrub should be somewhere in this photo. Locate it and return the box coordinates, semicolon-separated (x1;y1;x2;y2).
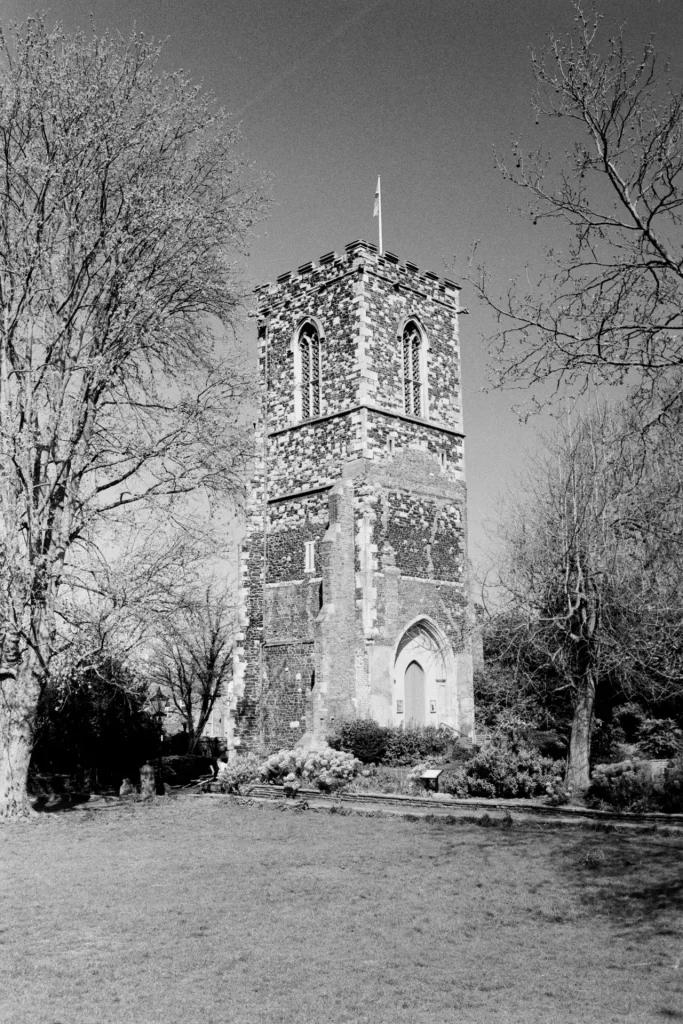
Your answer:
586;760;654;811
327;722;450;766
437;746;556;799
327;720;388;764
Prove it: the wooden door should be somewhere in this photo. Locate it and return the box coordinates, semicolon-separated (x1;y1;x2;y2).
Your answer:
404;660;425;726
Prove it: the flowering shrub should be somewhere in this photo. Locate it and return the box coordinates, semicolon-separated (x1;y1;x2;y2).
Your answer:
215;753;261;793
259;747;362;790
545;776;572;806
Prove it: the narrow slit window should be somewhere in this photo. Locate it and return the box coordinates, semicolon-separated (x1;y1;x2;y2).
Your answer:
304;540;316;573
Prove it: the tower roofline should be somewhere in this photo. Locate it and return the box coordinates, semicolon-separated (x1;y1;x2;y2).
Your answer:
254;240;461;312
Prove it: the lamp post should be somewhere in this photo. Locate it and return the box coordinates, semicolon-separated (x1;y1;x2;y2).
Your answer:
150;686;167;795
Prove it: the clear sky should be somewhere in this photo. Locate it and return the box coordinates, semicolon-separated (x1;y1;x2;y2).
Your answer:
5;0;683;569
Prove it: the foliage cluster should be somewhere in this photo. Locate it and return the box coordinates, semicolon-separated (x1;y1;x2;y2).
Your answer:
30;659;158;794
0;16;266;819
433;746;557;800
586;761;654;812
327;722;450;766
260;748;362;788
587;757;683;814
215;747;362;794
215;752;263;794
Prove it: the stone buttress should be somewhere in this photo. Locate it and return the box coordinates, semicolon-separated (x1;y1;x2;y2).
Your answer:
230;240;475;751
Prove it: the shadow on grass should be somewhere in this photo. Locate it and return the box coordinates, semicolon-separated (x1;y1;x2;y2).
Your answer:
31;792;93;813
558;833;683;930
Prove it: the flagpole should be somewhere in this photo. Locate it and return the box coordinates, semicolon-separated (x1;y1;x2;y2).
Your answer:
378;178;383;255
374;176;383;255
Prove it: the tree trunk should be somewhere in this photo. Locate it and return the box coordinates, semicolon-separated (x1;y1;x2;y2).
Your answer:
566;670;596;795
0;655;41;821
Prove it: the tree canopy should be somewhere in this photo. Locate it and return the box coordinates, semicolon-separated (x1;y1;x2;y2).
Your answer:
484;402;683;790
476;5;683;415
0;18;267;818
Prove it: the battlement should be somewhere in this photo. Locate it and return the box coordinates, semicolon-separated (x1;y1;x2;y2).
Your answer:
255;239;461;312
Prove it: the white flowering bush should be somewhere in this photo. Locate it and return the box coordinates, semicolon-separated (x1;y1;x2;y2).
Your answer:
215;753;261;793
259;747;362;790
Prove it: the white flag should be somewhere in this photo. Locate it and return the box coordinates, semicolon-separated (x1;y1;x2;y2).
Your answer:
373;176;380;217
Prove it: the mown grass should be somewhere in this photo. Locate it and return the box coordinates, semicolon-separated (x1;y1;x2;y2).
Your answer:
1;796;682;1024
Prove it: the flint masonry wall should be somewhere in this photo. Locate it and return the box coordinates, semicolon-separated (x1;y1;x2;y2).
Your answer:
230;240;474;752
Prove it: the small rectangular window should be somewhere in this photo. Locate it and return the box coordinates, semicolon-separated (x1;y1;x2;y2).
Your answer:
304;540;316;573
396;700;404;714
387;437;395;455
440;450;447;469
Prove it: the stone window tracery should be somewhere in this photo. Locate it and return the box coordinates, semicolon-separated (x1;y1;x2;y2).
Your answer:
298;322;321;420
402;320;426;417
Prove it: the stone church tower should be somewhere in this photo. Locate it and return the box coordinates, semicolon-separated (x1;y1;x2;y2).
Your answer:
229;239;474;752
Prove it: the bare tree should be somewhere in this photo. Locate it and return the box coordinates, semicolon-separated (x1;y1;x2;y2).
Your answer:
475;5;683;415
153;588;234;753
0;19;267;818
487;403;683;793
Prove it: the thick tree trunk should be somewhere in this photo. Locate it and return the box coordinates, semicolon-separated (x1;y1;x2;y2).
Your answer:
0;657;41;821
566;670;596;795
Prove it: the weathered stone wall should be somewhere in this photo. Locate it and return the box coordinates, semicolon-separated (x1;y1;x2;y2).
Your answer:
266;491;329;583
261;642;315;748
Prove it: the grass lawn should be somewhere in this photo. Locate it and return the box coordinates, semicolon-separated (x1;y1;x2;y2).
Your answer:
1;796;682;1024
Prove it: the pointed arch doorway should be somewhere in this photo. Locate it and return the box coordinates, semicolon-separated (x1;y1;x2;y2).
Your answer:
393;617;458;732
404;660;425;725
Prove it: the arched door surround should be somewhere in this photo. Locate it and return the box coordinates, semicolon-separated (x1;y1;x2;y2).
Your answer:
393;617;457;732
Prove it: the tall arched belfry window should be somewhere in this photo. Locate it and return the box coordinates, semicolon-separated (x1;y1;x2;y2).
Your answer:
298;321;321;420
402;320;426;417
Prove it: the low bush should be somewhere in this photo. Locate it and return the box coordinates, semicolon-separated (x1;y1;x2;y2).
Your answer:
327;720;388;764
260;748;362;789
383;726;450;766
585;756;683;814
215;753;262;793
544;775;573;806
345;766;415;796
586;760;655;812
411;746;555;800
214;747;363;794
328;722;450;766
461;746;556;798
